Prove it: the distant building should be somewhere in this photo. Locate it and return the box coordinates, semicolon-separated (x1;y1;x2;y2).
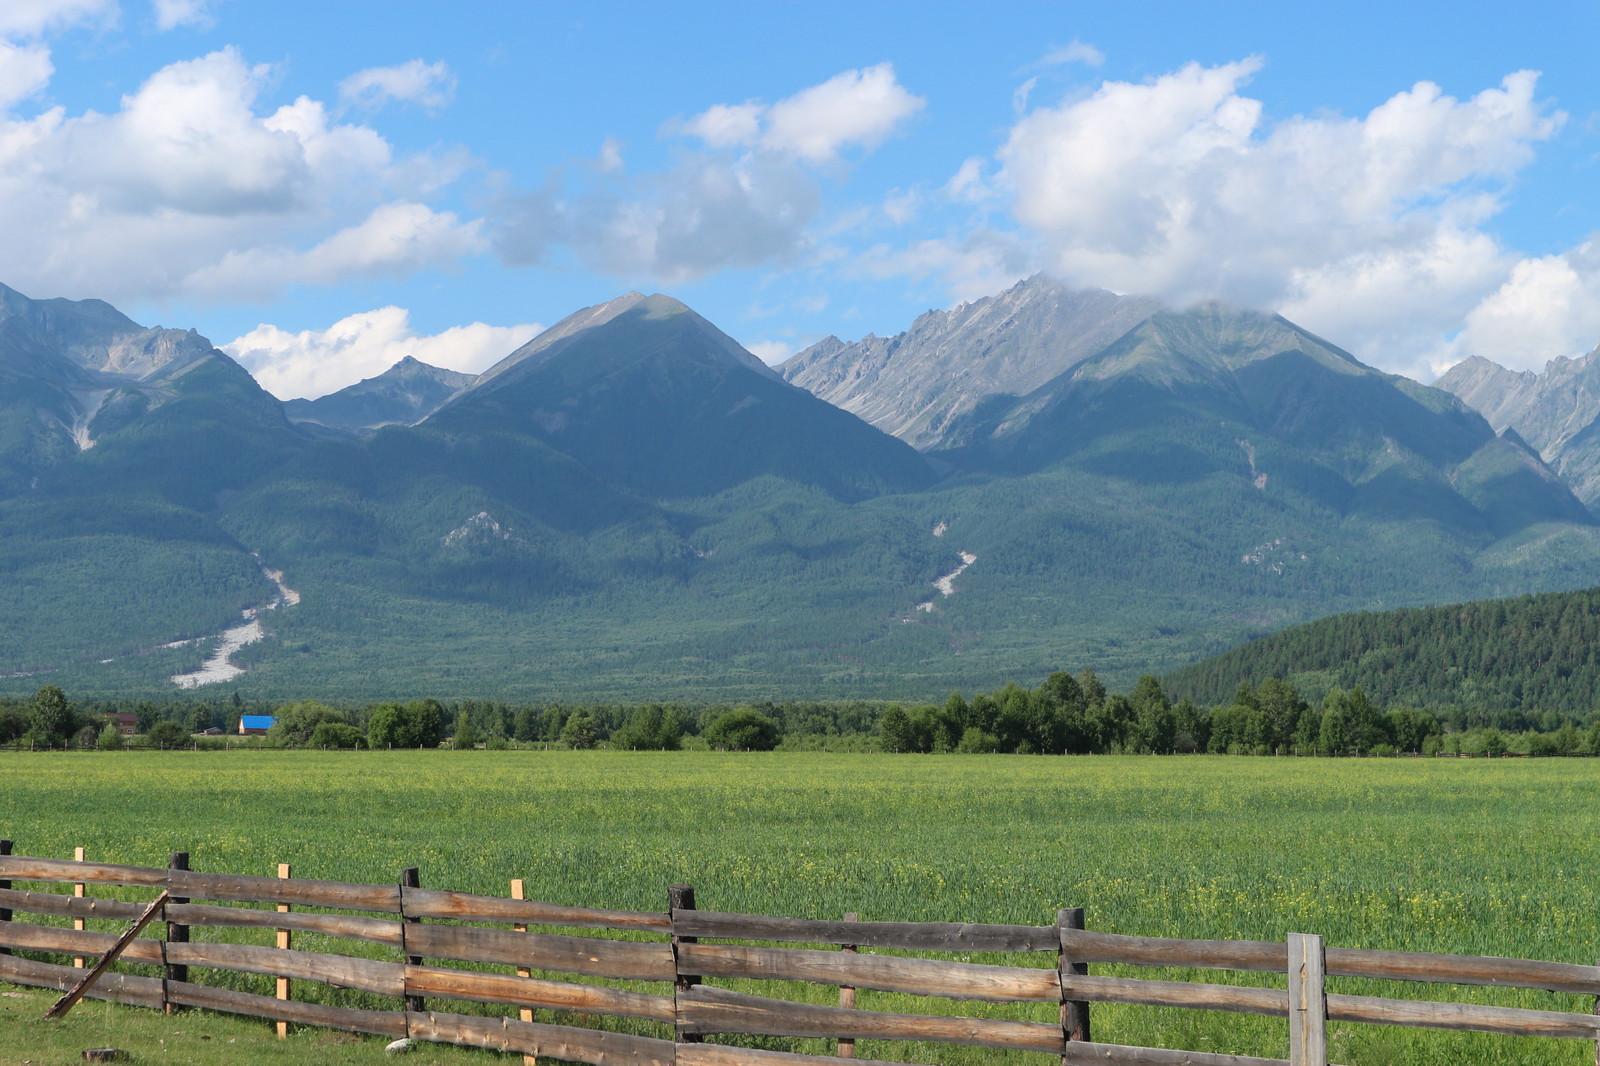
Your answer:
111;712;137;735
239;715;275;735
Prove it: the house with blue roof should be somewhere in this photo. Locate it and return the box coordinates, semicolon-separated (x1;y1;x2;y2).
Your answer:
238;715;275;735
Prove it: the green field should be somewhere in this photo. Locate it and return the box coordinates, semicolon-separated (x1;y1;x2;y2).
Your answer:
3;751;1597;1064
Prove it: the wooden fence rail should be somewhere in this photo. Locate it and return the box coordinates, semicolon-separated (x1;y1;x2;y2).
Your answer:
1;844;1598;1066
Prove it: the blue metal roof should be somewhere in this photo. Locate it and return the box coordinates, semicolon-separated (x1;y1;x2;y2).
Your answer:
240;715;276;729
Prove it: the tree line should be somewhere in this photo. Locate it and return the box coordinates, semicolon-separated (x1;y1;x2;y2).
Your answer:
6;674;1599;757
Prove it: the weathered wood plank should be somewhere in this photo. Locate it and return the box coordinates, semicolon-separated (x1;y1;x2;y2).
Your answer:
404;964;675;1023
166;980;407;1038
1288;933;1326;1066
165;941;405;997
678;984;1065;1053
170;868;401;912
0;857;169;890
676;911;1059;953
0;953;165;1010
406;922;674;981
1326;992;1600;1039
402;887;670;932
406;1010;677;1066
0;857;400;912
168;902;404;946
1058;974;1288;1018
678;941;1060;1002
0;921;164;965
1325;947;1600;996
1059;928;1286;973
0;888;145;922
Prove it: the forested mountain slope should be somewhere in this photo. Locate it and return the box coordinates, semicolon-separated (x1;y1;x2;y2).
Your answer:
5;279;1600;702
1165;585;1600;714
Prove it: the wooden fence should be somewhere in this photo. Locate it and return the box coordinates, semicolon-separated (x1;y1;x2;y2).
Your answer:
1;842;1599;1065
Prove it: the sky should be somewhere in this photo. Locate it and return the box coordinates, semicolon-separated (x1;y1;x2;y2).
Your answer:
2;0;1599;400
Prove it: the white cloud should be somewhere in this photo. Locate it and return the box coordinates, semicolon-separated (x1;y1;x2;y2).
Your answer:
569;151;821;283
1454;239;1600;373
851;229;1034;304
339;58;455;113
152;0;212;31
224;306;541;400
0;46;478;305
744;339;793;366
676;101;761;149
763;63;924;163
493;65;921;285
945;157;992;204
996;61;1564;371
0;40;52;107
0;0;114;38
185;202;485;299
673;63;924;163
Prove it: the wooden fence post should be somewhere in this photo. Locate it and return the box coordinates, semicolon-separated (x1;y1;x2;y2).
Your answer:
669;883;701;1045
1288;932;1327;1066
400;867;424;1015
276;863;291;1038
511;878;537;1066
1592;954;1598;1066
73;847;86;969
1058;907;1090;1048
165;851;190;1012
838;912;858;1058
0;839;11;957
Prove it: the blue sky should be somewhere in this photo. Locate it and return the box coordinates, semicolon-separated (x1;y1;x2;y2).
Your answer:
2;1;1598;398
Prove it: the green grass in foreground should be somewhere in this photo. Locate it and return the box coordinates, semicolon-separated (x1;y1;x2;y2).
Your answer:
0;986;492;1066
2;751;1598;1064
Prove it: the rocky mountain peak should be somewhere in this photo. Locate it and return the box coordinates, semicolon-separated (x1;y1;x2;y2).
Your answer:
782;274;1163;450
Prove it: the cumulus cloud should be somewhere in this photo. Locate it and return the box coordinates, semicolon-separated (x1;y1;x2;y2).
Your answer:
0;46;478;305
674;63;923;164
494;65;919;284
224;306;541;400
0;40;52;108
996;61;1564;375
152;0;213;31
1454;239;1600;372
339;58;456;113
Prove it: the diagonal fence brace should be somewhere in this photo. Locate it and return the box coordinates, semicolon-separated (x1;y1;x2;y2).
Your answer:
43;890;170;1020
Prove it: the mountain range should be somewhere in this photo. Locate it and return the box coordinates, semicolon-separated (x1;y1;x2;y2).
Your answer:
4;275;1600;702
1436;347;1600;508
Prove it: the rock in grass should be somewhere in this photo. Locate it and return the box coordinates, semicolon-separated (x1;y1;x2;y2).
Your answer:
385;1038;416;1054
81;1051;128;1063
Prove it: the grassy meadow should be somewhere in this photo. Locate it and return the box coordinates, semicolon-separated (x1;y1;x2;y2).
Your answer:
2;750;1597;1064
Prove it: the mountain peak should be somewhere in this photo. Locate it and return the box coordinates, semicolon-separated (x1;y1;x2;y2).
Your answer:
285;354;474;435
469;290;773;396
783;275;1163;449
